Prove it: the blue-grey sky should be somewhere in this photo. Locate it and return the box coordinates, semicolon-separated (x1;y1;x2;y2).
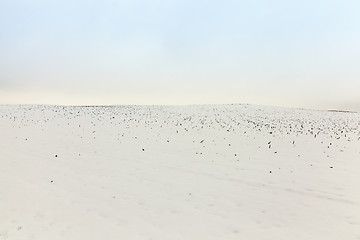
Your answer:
1;0;360;110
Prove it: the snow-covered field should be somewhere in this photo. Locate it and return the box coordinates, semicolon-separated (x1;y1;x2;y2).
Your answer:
1;104;360;240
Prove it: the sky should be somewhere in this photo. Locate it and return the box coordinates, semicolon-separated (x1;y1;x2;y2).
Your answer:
1;0;360;110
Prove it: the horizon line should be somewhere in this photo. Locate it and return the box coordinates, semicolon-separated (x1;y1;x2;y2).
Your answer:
1;103;358;113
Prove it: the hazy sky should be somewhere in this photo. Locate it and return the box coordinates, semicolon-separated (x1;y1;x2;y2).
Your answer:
1;0;360;110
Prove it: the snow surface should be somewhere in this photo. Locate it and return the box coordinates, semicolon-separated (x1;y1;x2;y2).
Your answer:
1;104;360;240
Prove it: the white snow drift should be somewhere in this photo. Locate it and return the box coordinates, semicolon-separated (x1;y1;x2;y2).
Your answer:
1;104;360;240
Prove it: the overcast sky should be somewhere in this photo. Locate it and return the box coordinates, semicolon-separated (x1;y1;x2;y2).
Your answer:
1;0;360;110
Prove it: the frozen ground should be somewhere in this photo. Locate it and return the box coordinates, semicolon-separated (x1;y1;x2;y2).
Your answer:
0;104;360;240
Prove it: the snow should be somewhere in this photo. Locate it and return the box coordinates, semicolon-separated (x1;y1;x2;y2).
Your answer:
1;104;360;240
